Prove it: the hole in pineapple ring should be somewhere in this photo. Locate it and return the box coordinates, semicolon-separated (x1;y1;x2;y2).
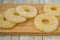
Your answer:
24;8;30;12
3;18;6;21
14;12;19;16
42;19;49;24
51;7;57;11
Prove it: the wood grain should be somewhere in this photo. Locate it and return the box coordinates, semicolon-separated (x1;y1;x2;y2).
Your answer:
0;4;60;35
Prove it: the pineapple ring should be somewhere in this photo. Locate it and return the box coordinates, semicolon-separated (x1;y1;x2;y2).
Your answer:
34;14;58;33
5;8;27;23
0;13;15;28
16;5;37;18
44;3;60;16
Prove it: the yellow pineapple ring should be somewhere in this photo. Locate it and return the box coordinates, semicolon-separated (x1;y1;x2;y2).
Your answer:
34;14;58;33
0;13;15;28
5;8;27;23
16;5;37;18
44;3;60;16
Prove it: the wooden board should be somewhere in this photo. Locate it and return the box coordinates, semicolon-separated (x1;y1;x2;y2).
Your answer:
0;4;60;35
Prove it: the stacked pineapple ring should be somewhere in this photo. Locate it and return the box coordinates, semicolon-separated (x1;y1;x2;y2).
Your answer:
0;5;37;28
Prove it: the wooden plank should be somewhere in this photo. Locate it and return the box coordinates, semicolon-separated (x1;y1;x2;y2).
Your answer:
12;36;19;40
40;0;45;4
20;36;31;40
51;0;59;4
0;35;3;40
29;36;34;40
3;0;13;4
54;0;60;4
34;36;42;40
0;4;60;35
23;0;30;4
0;0;2;4
2;36;11;40
3;0;8;4
18;0;23;4
51;0;55;3
50;36;60;40
32;0;40;4
45;0;52;4
43;36;51;40
12;0;18;4
3;0;18;4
